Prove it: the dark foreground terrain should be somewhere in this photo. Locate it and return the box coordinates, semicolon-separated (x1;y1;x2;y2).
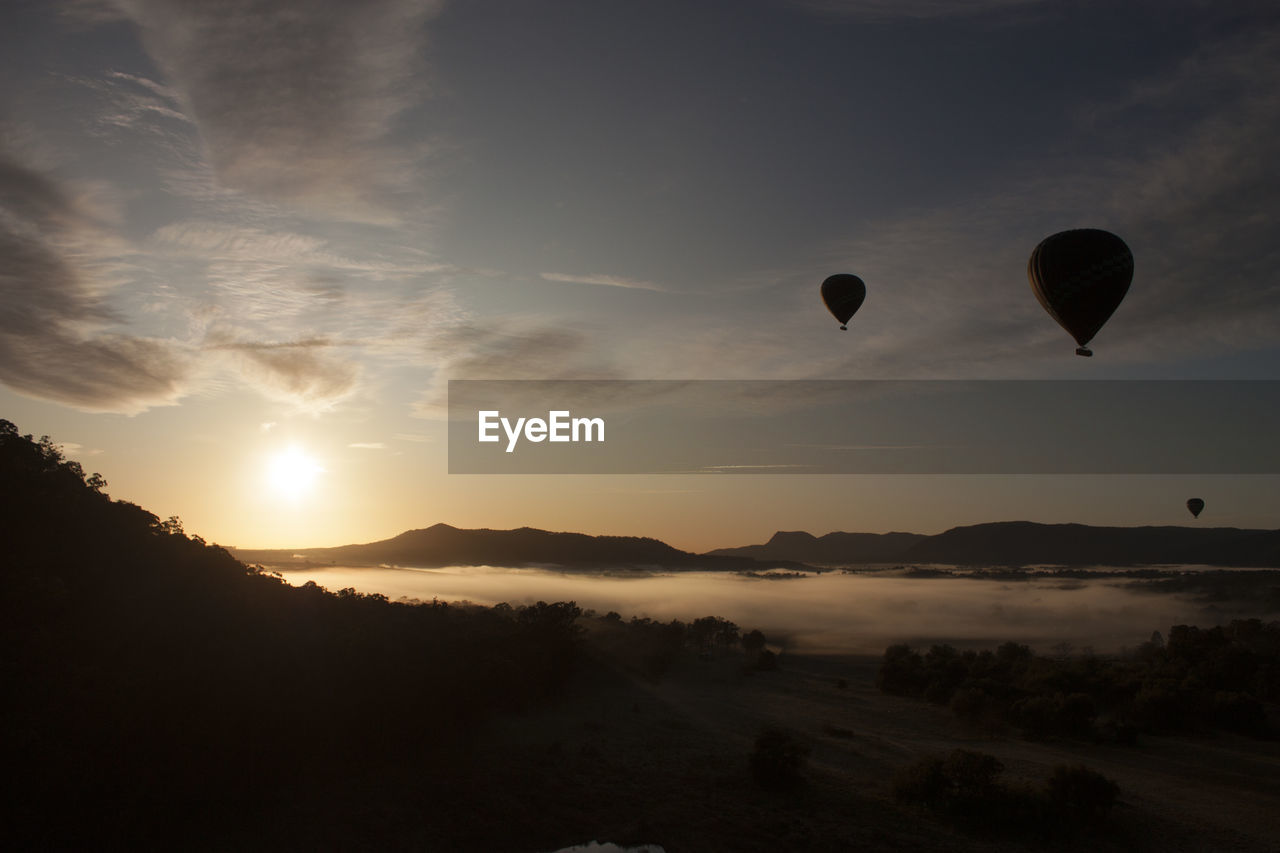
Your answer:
412;645;1275;853
4;418;1278;851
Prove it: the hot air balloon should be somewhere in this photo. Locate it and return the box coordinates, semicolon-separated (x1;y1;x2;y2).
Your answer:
1027;229;1133;356
821;274;866;331
1187;498;1204;518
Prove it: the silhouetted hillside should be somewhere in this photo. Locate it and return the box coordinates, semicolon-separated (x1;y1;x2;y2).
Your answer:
708;522;1280;567
901;521;1280;567
0;420;586;848
249;520;1280;570
708;530;925;563
236;523;811;571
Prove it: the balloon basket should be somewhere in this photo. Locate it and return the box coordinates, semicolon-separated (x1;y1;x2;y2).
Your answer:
1075;346;1093;357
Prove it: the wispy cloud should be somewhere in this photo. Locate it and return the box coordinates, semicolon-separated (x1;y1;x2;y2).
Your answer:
55;441;104;457
699;464;813;471
108;0;444;221
411;321;626;416
153;221;329;261
540;272;667;292
348;442;386;450
789;444;937;451
791;0;1048;21
206;336;361;412
0;153;191;413
1071;25;1280;360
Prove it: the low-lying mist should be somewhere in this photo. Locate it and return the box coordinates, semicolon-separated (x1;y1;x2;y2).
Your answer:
275;566;1269;655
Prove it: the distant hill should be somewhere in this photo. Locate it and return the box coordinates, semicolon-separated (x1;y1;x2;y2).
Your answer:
900;521;1280;567
708;530;925;564
240;520;1280;571
234;523;812;572
711;521;1280;568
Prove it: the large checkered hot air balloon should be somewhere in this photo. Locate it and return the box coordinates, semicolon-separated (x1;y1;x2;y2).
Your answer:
1028;229;1133;357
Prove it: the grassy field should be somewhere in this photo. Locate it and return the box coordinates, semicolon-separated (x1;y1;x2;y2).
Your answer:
454;650;1280;852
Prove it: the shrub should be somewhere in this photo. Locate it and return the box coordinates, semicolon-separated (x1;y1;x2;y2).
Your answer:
877;643;924;695
752;648;778;671
1045;764;1120;819
894;752;1120;838
741;628;767;654
1211;691;1269;736
892;749;1004;811
750;727;809;789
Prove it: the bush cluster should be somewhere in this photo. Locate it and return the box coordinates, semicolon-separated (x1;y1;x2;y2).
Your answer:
877;623;1278;740
893;749;1119;837
585;611;771;679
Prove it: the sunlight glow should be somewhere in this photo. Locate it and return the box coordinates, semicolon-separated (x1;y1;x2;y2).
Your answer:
266;446;325;502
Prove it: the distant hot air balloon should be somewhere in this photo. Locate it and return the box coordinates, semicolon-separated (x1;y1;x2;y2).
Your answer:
821;274;866;331
1028;229;1133;356
1187;498;1204;518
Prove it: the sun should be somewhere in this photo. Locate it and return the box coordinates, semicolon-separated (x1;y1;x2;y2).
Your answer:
266;445;325;502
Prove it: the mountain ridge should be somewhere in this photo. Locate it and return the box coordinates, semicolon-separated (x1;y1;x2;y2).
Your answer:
233;519;1280;570
233;523;813;572
721;520;1280;567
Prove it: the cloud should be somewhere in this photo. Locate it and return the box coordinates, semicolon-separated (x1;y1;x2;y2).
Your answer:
109;0;443;220
208;336;361;411
791;0;1048;21
1072;26;1280;360
59;0;131;26
0;155;190;413
425;325;601;376
789;444;936;451
0;333;190;413
540;272;667;292
153;221;329;261
698;464;813;471
412;322;627;416
348;442;386;450
81;70;193;137
151;220;451;276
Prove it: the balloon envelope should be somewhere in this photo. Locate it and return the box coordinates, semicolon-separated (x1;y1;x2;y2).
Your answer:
1187;498;1204;518
821;274;866;330
1028;229;1133;355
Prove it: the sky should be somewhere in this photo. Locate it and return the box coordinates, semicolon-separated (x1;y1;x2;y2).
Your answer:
2;0;1278;552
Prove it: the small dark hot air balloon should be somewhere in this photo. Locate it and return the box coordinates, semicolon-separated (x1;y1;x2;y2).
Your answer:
1187;498;1204;518
1028;229;1133;356
821;274;866;331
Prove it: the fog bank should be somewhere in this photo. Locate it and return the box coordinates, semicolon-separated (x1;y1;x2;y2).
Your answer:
275;566;1270;654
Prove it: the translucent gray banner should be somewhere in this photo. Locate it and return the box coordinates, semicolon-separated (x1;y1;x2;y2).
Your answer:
447;380;1280;474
